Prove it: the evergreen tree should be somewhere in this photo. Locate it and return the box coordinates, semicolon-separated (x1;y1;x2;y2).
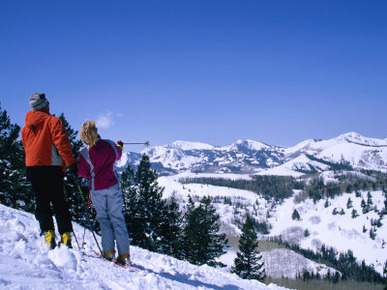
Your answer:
351;209;359;218
291;209;301;220
0;104;32;211
347;197;353;209
369;228;376;240
367;191;373;206
231;215;266;281
121;163;137;226
361;198;370;214
183;196;227;266
121;154;168;252
120;163;144;248
159;194;184;258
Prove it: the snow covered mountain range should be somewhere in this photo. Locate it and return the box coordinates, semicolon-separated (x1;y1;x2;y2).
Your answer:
119;132;387;176
117;131;387;279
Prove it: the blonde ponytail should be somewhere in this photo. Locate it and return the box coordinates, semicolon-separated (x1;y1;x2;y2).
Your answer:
80;120;99;147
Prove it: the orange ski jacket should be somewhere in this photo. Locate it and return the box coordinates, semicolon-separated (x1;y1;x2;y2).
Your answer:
21;110;76;168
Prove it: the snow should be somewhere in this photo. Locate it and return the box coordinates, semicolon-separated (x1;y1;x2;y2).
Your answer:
158;172;387;277
170;140;215;151
220;139;270;151
0;204;285;290
131;132;387;176
338;132;387;147
166;172;254;181
262;248;338;279
268;191;387;275
285;139;318;156
158;174;355;280
288;133;387;172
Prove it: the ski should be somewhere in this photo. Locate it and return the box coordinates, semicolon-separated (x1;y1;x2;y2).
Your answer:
92;250;139;272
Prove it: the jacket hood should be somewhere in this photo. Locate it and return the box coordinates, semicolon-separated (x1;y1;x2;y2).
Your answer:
25;110;51;128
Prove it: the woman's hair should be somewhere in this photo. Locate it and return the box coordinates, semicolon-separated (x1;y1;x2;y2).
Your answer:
80;120;98;147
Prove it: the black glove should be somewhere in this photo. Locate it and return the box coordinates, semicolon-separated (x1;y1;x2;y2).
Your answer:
66;162;78;176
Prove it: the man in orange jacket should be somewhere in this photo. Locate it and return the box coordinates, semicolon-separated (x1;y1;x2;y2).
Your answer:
21;93;77;249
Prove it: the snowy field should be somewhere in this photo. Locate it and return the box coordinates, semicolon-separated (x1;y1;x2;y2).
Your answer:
268;191;387;275
158;173;387;276
0;204;285;290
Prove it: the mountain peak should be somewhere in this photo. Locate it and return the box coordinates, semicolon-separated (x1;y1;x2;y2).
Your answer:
170;140;215;151
128;133;387;176
224;139;270;151
338;132;364;142
337;132;386;146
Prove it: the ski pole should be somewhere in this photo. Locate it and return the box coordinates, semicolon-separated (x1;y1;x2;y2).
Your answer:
81;228;87;248
120;141;150;147
72;228;81;250
81;192;92;248
77;184;103;255
63;185;81;250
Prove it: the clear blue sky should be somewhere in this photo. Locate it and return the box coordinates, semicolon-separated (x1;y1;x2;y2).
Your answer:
1;0;386;150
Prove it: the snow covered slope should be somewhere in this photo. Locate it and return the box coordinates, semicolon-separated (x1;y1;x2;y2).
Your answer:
262;248;337;279
122;132;387;176
0;204;284;290
268;190;387;275
159;173;387;277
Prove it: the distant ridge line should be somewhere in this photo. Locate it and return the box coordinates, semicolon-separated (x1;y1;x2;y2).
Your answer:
345;140;387;148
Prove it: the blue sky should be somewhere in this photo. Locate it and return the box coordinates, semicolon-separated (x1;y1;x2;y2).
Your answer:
1;0;386;151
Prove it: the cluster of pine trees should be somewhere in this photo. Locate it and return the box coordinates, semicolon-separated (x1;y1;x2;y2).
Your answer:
268;236;387;284
304;171;387;203
0;104;32;212
119;155;265;281
180;175;303;202
119;155;227;266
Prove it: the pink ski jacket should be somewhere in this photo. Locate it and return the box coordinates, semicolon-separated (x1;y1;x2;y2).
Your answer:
78;138;122;191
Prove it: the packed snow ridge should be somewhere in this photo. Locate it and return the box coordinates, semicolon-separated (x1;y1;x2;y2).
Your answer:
0;204;285;290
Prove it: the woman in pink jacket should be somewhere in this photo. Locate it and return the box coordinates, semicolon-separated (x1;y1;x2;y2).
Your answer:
78;120;130;266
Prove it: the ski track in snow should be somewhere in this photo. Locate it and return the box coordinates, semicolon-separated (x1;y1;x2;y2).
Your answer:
0;204;285;290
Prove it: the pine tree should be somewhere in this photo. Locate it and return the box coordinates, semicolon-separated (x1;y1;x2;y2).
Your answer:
183;196;227;266
361;199;370;214
121;163;143;247
121;154;168;252
0;104;32;211
351;209;359;218
121;163;137;225
159;194;184;258
347;197;353;209
231;215;266;281
367;191;373;206
292;209;301;220
369;228;376;240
